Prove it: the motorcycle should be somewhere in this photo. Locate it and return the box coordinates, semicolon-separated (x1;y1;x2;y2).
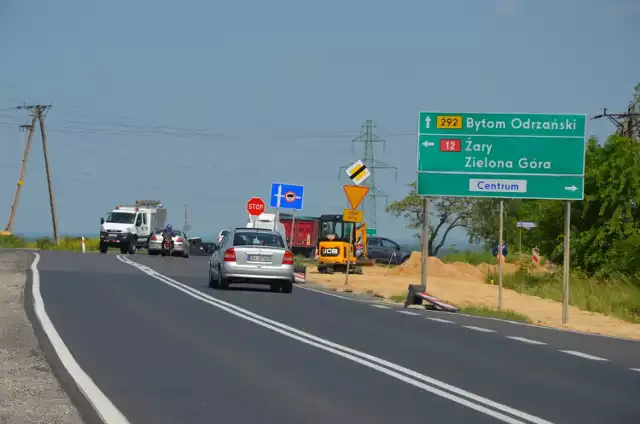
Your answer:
161;235;174;257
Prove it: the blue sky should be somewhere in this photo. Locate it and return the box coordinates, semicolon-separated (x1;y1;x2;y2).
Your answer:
0;0;638;243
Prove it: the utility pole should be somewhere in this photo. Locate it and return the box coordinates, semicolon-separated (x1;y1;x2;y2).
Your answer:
5;117;38;235
591;107;640;141
4;104;60;244
340;120;397;231
183;204;191;234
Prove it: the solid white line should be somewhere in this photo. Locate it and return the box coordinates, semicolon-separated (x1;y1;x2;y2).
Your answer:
370;304;391;309
631;368;640;372
463;325;497;333
31;253;131;424
427;317;456;324
119;255;553;424
397;310;420;316
559;350;610;361
506;336;547;346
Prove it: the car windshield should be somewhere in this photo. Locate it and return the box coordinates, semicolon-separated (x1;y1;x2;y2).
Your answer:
104;212;136;224
233;232;284;248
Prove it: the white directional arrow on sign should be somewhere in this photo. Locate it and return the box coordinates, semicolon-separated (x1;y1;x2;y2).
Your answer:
564;185;578;192
422;141;435;148
424;116;431;129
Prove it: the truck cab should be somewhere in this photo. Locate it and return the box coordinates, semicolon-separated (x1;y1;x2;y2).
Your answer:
99;200;167;254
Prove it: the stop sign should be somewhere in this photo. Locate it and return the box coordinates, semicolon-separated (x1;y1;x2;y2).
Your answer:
246;197;265;216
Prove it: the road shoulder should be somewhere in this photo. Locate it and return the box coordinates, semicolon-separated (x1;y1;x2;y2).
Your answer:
0;251;83;424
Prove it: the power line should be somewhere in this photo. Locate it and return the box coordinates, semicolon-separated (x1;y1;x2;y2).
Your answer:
339;120;397;231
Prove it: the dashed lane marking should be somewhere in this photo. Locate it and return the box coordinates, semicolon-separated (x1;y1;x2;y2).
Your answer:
397;310;420;316
370;304;391;309
506;336;547;345
463;325;497;333
427;317;456;324
559;350;609;361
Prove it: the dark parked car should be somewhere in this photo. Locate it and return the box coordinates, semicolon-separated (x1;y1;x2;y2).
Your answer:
367;236;411;265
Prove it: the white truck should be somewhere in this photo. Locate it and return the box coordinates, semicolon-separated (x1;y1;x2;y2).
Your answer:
246;213;288;247
99;200;168;254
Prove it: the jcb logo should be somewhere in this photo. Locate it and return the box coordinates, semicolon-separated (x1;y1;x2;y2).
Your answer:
321;247;339;256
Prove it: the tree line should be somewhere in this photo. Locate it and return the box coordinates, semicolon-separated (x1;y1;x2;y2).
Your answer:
387;83;640;280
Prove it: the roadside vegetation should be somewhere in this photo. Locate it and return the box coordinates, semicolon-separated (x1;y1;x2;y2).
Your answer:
457;305;531;323
385;81;640;324
1;235;101;252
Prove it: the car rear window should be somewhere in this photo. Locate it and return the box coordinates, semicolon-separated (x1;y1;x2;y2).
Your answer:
233;232;284;248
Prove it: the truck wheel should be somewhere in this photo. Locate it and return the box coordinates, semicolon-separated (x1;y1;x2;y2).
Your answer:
99;243;108;254
127;240;137;255
120;246;127;254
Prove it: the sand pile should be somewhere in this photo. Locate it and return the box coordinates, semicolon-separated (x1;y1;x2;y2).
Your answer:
386;252;515;282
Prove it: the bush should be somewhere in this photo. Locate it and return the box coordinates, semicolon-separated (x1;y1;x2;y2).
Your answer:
0;235;27;248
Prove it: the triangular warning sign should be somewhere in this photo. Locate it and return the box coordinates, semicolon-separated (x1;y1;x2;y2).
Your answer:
343;185;369;209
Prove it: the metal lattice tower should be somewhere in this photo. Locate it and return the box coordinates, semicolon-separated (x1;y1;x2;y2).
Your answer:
340;120;397;230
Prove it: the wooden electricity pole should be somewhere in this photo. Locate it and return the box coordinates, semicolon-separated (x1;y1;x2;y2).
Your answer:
3;104;60;244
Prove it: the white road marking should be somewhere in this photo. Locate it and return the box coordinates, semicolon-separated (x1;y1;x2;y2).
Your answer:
631;368;640;372
463;325;497;333
397;310;420;316
559;350;610;361
506;337;548;346
295;284;362;301
370;304;391;309
454;312;637;342
31;254;131;424
119;255;554;424
427;317;456;324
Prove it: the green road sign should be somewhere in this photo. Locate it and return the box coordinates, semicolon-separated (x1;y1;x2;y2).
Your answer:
417;112;586;200
366;228;377;236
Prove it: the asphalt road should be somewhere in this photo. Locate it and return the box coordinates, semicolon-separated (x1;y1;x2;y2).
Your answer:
33;251;640;424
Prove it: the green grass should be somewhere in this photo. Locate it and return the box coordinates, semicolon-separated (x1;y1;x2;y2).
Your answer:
442;250;498;265
486;268;640;323
2;235;108;252
389;292;407;303
458;305;532;323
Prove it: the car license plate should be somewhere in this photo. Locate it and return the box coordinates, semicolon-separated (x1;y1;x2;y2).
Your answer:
247;255;271;262
109;233;118;238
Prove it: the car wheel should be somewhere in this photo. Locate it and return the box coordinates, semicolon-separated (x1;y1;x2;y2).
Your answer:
208;266;219;289
270;283;281;293
99;243;108;254
282;279;293;294
218;267;229;290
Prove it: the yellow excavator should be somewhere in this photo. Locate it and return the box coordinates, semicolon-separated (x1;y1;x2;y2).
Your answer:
316;213;367;274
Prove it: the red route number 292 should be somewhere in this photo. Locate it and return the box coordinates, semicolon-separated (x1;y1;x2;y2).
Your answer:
440;139;461;152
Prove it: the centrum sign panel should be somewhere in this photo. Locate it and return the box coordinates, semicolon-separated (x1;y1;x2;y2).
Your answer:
417;112;587;200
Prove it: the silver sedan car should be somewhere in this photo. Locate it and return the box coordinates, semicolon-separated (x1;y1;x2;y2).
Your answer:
208;228;294;293
148;229;190;258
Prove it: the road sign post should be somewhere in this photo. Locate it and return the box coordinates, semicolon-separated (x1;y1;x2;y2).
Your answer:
246;197;265;217
343;185;369;285
417;111;586;319
498;200;504;311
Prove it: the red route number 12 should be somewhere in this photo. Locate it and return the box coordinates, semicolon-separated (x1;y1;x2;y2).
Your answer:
440;139;461;152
